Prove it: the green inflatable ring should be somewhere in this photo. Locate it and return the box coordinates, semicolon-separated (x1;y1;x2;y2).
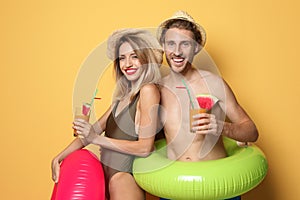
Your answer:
133;137;268;200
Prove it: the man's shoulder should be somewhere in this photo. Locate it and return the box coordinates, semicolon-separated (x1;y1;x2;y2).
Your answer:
159;75;177;97
196;69;224;83
160;75;173;87
197;69;220;78
161;74;171;82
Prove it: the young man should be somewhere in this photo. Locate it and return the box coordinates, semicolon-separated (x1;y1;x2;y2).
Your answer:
158;11;258;162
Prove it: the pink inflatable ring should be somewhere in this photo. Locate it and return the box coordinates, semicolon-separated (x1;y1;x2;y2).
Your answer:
51;149;105;200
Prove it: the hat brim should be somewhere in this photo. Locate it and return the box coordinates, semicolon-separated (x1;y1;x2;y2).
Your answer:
107;28;163;61
157;17;206;47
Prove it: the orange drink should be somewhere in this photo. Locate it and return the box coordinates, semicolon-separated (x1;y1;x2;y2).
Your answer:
73;103;91;136
190;108;207;132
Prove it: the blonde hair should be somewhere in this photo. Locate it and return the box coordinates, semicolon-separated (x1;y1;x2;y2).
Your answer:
108;29;163;101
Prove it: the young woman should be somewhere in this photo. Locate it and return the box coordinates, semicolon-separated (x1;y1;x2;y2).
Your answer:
51;28;163;200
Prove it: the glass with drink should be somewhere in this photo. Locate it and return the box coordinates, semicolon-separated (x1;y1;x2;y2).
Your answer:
190;107;207;132
73;103;91;137
189;95;215;132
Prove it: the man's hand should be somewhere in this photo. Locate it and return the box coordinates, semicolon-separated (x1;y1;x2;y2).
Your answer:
191;113;221;136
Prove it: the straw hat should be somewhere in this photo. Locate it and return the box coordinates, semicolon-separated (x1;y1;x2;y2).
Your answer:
157;10;206;47
106;28;163;61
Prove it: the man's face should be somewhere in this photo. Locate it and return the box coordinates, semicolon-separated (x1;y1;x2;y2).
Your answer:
163;28;199;74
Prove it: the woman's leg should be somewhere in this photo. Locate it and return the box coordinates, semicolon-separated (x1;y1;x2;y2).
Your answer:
109;172;144;200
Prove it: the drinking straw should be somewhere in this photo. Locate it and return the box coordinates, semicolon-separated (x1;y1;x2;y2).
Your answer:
89;88;98;106
181;79;195;109
175;86;186;89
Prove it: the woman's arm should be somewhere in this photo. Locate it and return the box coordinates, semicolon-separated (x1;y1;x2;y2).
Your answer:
77;84;160;157
51;138;85;183
76;106;112;146
51;106;112;183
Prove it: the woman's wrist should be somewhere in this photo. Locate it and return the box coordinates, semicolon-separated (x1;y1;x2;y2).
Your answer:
52;156;61;165
92;121;102;134
90;134;105;146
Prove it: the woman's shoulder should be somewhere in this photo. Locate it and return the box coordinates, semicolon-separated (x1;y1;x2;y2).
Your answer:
139;83;160;99
140;83;160;93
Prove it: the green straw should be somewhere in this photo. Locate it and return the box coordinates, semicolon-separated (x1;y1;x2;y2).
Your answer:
89;88;98;106
181;79;195;109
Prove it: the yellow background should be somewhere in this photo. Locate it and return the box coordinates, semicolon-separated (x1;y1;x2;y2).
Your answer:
1;0;300;199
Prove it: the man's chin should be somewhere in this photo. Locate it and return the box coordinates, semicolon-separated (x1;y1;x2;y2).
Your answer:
170;67;185;74
167;59;188;74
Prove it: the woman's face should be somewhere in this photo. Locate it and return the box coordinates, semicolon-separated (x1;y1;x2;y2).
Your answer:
118;42;143;83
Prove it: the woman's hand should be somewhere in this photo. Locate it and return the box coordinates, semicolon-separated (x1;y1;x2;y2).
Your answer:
191;113;221;136
73;119;98;143
51;158;60;183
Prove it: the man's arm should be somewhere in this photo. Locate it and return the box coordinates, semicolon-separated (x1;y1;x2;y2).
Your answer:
221;80;259;142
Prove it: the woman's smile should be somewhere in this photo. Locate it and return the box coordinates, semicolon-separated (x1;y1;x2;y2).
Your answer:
125;68;138;75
